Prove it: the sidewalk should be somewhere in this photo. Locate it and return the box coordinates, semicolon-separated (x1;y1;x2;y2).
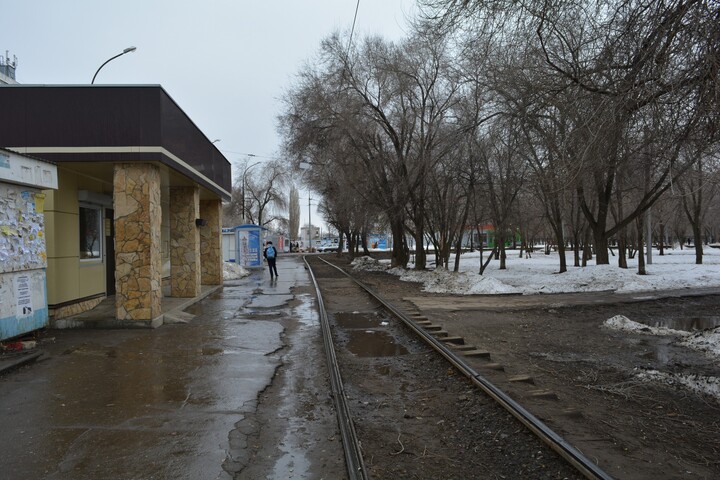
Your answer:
0;256;340;480
0;284;222;375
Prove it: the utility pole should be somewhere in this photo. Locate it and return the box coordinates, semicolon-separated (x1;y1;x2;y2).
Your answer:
308;195;312;251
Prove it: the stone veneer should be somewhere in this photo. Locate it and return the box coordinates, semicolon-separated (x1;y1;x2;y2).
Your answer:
200;199;223;285
52;296;105;320
113;164;162;322
169;186;201;298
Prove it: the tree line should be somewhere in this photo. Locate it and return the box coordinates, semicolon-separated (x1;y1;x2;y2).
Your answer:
278;0;719;272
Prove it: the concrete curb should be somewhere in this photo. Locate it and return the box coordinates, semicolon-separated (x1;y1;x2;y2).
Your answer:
0;351;43;375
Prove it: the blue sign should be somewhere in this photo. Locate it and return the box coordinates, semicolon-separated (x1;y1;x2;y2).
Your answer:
236;225;263;268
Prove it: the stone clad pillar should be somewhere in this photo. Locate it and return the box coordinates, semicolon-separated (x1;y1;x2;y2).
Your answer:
114;163;162;322
169;186;201;298
200;199;223;285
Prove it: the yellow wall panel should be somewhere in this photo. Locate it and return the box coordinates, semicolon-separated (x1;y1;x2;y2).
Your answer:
46;257;80;305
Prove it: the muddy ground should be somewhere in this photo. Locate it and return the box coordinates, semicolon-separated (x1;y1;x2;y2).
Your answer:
321;254;720;480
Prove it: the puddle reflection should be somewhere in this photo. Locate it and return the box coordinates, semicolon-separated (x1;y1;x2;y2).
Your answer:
640;316;720;331
346;330;408;357
335;312;381;328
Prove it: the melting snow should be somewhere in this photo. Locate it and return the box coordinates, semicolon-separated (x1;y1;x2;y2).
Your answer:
351;247;720;401
352;247;720;296
223;262;250;280
636;369;720;401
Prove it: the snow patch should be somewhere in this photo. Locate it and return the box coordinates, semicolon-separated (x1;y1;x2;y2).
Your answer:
223;262;250;280
604;315;690;337
388;247;720;296
680;327;720;359
351;256;390;272
636;369;720;402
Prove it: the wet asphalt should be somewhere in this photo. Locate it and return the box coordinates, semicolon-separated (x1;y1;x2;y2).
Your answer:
0;256;320;480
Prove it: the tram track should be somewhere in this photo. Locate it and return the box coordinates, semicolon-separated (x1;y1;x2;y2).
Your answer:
305;255;609;479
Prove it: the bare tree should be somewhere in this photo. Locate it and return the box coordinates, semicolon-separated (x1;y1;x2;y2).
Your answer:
245;160;288;229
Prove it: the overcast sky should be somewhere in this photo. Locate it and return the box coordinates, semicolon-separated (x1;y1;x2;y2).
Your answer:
4;0;417;232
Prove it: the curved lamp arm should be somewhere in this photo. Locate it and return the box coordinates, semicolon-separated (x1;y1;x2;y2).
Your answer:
91;46;137;84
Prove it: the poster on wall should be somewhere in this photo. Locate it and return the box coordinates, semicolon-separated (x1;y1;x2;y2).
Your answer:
15;274;33;317
237;228;262;268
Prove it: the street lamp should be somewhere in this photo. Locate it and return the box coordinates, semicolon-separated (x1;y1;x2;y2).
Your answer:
241;158;261;223
298;162;312;251
211;139;221;144
91;46;137;84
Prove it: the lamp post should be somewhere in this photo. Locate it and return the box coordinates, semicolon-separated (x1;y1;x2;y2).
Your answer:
241;157;261;223
91;46;137;84
308;194;313;251
298;162;312;251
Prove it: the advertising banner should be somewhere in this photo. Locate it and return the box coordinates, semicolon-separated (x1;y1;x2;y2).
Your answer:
236;226;262;268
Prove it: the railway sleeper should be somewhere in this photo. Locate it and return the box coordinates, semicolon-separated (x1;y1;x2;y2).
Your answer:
448;344;477;351
528;390;560;401
508;375;535;385
462;349;491;358
478;362;505;371
439;335;465;345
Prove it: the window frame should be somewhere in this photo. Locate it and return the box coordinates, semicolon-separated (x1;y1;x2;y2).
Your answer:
79;202;104;262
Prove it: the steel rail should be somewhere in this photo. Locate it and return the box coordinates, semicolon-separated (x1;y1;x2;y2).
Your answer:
303;256;369;480
316;257;614;480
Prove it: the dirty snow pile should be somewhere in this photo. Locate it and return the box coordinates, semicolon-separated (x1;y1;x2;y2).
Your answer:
681;327;720;358
351;256;391;272
635;370;720;401
396;268;517;295
223;262;250;280
603;315;691;337
604;315;720;401
352;247;720;296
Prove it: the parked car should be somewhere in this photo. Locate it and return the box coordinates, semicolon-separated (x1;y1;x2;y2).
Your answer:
316;241;339;252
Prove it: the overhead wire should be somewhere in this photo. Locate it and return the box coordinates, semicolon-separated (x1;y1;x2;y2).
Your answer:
346;0;361;59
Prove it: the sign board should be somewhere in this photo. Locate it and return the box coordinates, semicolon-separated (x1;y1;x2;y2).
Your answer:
235;225;263;268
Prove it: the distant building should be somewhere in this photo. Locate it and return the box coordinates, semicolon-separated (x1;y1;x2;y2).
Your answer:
0;51;18;85
299;225;319;246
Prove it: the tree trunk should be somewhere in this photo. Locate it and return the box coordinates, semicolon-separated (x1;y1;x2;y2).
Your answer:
550;225;567;273
659;223;665;256
573;239;580;267
453;234;463;272
637;216;646;275
499;237;507;270
336;231;345;257
582;228;592;267
617;229;628;269
389;218;407;267
414;228;427;270
692;224;703;265
592;228;609;264
479;247;497;275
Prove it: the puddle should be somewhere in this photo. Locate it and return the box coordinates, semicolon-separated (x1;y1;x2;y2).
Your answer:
346;330;408;357
335;311;381;329
639;341;675;364
639;316;720;332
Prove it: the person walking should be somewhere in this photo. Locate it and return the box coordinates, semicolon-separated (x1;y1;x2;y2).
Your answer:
263;241;278;279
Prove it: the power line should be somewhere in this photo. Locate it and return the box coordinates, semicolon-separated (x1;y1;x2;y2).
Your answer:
346;0;360;59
